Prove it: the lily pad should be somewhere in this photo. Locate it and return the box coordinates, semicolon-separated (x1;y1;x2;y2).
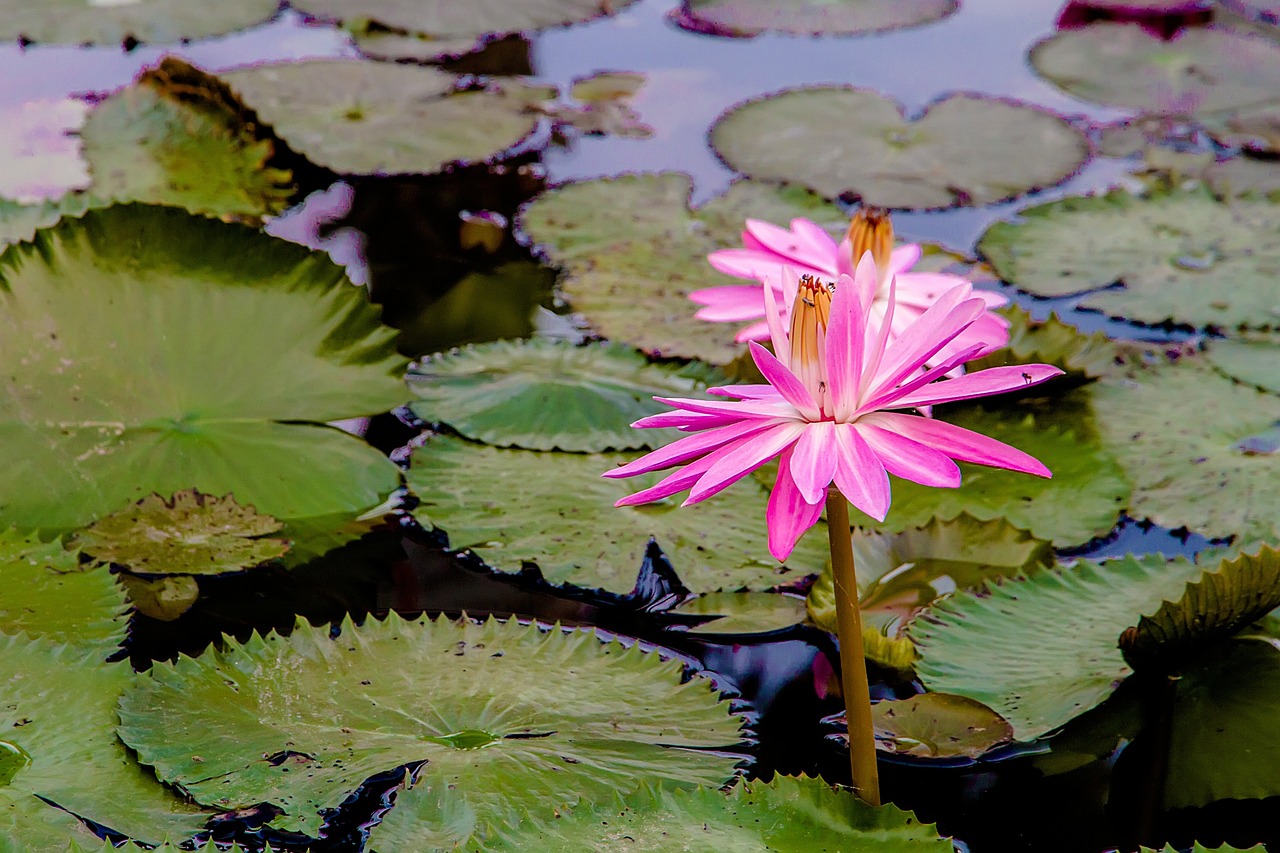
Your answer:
709;90;1090;210
518;173;845;362
70;491;290;576
0;790;101;850
0;99;90;205
350;28;484;62
0;633;210;842
0;529;126;653
119;574;201;622
670;591;809;635
407;434;829;593
1122;544;1280;670
1092;358;1280;541
0;0;279;45
294;0;638;39
220;60;553;176
407;339;725;451
0;204;407;532
117;614;745;844
911;553;1211;741
482;776;953;851
871;693;1013;759
1205;332;1280;394
0;194;100;250
680;0;957;36
81;58;293;220
846;406;1129;547
978;187;1280;330
1030;24;1280;116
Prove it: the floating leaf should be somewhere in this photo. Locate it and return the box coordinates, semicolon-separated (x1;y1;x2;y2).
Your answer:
0;0;278;44
0;529;126;653
846;406;1128;546
1030;24;1280;116
710;90;1089;210
978;187;1280;330
71;491;289;576
407;435;828;593
1092;358;1280;541
0;204;407;532
1204;332;1280;394
0;99;90;204
118;615;744;843
1122;544;1280;671
0;193;99;250
220;60;553;176
871;693;1013;759
1142;844;1267;853
0;789;101;850
911;553;1211;741
297;0;637;38
669;591;809;635
81;58;292;219
679;0;956;35
350;27;484;62
0;634;210;842
119;574;201;622
518;173;845;362
407;339;725;451
968;307;1118;380
482;776;953;851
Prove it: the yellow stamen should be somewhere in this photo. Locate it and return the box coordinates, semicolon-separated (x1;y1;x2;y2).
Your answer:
847;206;894;287
789;275;833;415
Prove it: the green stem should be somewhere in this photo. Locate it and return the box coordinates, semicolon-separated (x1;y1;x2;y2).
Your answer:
826;488;881;807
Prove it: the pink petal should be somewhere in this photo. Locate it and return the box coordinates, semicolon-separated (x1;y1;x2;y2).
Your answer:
766;447;826;561
614;456;714;506
686;422;806;504
708;384;785;401
749;342;821;421
764;268;794;363
825;270;866;421
831;423;891;522
865;411;1052;477
744;219;830;269
889;244;922;274
690;283;766;316
835;237;855;279
631;410;740;430
860;341;985;413
887;364;1065;410
859;274;897;410
789;218;840;266
651;395;796;419
865;292;984;400
734;320;772;342
789;422;839;504
605;418;777;478
856;422;962;488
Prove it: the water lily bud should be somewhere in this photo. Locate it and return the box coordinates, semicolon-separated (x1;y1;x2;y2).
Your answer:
788;274;833;415
847;206;894;288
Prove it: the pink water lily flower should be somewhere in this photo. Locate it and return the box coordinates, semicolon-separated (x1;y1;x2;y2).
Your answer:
690;209;1010;369
605;256;1062;562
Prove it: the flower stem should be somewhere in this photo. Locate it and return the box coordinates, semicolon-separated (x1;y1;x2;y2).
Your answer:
825;488;881;807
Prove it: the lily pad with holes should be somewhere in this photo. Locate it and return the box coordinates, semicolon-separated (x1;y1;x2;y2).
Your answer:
1205;332;1280;394
518;172;845;362
297;0;638;37
81;58;292;219
407;435;828;593
70;491;289;576
710;89;1089;210
117;614;745;844
978;188;1280;330
0;99;90;205
871;693;1013;760
0;204;407;533
0;634;211;842
680;0;956;36
1030;24;1280;116
0;0;278;45
407;339;726;451
220;60;553;176
845;406;1129;547
911;553;1214;741
482;776;953;851
0;528;126;653
669;591;809;635
1092;358;1280;541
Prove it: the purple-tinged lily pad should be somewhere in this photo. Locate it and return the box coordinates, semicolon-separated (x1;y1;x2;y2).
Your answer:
676;0;956;37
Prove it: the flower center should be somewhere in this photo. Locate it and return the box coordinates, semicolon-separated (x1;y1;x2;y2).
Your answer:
789;274;834;418
847;206;893;291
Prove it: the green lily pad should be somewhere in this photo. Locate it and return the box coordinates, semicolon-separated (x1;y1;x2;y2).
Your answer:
1205;332;1280;394
408;339;725;451
670;591;809;635
968;307;1118;381
481;776;953;852
1122;544;1280;671
517;173;845;362
0;194;100;250
1092;358;1280;541
294;0;638;38
846;406;1129;547
68;843;257;853
0;204;407;532
117;614;745;844
0;789;101;850
1143;845;1267;853
407;434;828;593
0;0;278;44
0;99;90;205
119;574;201;622
709;90;1090;210
977;188;1280;330
681;0;956;35
81;57;292;220
220;60;553;176
911;553;1212;741
871;693;1013;759
350;28;484;62
0;529;126;653
0;634;210;842
70;491;289;576
1030;24;1280;116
